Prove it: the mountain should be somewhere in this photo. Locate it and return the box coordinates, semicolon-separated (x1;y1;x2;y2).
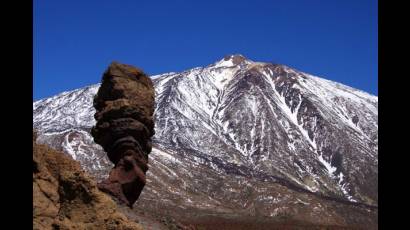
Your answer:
33;55;378;228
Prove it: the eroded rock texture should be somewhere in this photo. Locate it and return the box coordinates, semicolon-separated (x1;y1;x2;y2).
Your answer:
91;62;155;207
33;131;143;230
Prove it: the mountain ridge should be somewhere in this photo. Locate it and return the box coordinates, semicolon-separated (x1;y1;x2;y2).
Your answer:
33;55;377;102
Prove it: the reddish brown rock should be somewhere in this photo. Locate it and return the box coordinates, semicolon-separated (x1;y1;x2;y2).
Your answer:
91;62;155;208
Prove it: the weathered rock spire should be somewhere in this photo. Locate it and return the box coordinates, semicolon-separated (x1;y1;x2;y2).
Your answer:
91;61;155;207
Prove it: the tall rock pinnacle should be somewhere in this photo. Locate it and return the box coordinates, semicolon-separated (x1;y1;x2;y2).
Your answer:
91;62;155;207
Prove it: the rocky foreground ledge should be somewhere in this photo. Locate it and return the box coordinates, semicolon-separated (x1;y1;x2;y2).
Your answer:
33;131;143;230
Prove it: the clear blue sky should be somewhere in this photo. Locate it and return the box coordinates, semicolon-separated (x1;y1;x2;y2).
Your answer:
34;0;378;100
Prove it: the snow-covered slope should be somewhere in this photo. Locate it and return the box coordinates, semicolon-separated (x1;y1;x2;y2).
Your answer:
33;55;378;227
33;84;100;132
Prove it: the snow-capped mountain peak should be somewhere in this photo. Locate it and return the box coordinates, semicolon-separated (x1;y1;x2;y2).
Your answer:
212;54;252;68
33;56;377;226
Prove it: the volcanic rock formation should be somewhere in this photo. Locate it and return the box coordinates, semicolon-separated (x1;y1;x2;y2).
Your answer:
33;131;143;230
91;62;155;208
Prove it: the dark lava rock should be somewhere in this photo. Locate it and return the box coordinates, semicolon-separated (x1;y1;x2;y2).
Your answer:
91;62;155;208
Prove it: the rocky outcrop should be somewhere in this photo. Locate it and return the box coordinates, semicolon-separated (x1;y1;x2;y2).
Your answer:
33;131;143;230
91;62;155;208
